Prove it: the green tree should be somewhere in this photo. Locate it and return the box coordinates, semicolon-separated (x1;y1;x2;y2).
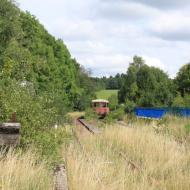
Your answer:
172;93;185;107
108;94;118;110
184;94;190;107
118;55;144;103
0;0;96;151
0;0;20;50
119;56;174;107
175;63;190;96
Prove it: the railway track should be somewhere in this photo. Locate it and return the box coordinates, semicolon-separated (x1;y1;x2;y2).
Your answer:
58;118;138;190
54;118;100;190
77;118;102;134
75;118;140;171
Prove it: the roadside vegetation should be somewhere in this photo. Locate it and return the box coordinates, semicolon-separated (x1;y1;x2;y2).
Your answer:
123;115;190;143
0;148;53;190
67;120;190;190
1;0;190;189
0;0;94;163
0;0;92;188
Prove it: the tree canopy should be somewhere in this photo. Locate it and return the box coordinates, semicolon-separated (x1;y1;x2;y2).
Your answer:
0;0;95;145
175;63;190;96
118;56;175;107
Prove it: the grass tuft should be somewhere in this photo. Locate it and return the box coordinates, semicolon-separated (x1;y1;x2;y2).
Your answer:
0;148;53;190
67;124;190;190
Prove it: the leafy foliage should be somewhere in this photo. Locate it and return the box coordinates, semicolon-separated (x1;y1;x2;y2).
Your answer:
92;73;125;90
118;56;175;107
108;94;118;110
185;124;190;134
175;63;190;95
172;93;185;107
0;0;94;160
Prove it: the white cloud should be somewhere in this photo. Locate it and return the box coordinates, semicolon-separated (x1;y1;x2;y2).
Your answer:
143;56;165;70
49;19;99;41
150;12;190;41
99;1;160;20
78;54;166;77
78;54;131;77
103;0;190;9
18;0;190;78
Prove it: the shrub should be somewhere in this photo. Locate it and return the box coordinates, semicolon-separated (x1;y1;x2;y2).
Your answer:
185;124;190;134
105;106;125;122
84;107;99;120
124;99;136;113
108;94;118;111
184;94;190;107
0;79;73;163
172;93;185;107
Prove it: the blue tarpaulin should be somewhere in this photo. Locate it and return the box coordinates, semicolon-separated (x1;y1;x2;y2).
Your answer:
135;107;190;119
177;108;190;117
135;108;166;119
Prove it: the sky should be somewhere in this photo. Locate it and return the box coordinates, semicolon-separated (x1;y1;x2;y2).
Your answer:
17;0;190;77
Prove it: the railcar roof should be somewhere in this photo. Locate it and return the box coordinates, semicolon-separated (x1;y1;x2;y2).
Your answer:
92;99;109;103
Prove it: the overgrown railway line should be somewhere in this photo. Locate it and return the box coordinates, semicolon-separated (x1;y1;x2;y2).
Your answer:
77;118;102;134
57;117;138;190
54;118;98;190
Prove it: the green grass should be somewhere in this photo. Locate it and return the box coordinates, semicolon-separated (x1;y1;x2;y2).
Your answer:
96;89;118;100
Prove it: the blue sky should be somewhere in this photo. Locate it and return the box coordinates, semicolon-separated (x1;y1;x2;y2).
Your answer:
17;0;190;77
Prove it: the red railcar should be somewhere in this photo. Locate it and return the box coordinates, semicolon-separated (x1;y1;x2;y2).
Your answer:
91;99;109;116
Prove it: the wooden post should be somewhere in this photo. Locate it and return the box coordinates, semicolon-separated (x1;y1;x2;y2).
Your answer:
54;165;68;190
0;123;21;146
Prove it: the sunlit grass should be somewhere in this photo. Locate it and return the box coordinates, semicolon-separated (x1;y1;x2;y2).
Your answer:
96;90;118;100
0;148;53;190
67;124;190;190
123;114;190;142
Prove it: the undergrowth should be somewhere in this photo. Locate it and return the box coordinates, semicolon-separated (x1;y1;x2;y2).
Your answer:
0;148;53;190
67;125;190;190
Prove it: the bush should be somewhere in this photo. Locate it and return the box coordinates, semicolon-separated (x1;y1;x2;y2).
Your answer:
172;93;190;107
84;107;99;120
184;94;190;107
0;79;73;163
185;124;190;134
108;94;118;111
124;99;136;113
172;93;185;107
105;106;125;122
30;127;72;164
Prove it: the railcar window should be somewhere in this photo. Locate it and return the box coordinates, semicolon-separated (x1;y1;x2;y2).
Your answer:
99;102;106;107
92;102;108;107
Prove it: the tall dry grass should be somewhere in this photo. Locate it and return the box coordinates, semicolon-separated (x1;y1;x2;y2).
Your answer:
124;115;190;142
0;148;53;190
66;125;190;190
